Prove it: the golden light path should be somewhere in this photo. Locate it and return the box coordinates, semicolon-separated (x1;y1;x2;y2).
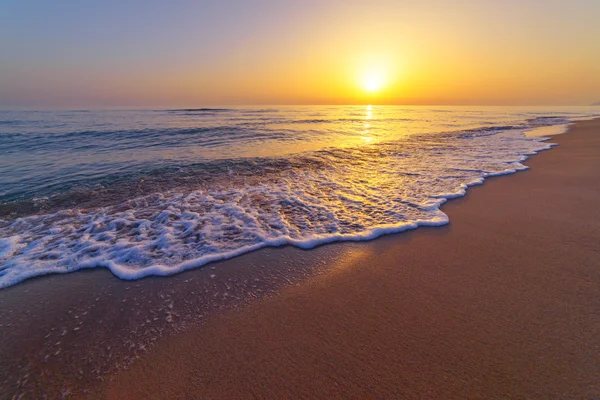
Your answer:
363;105;373;144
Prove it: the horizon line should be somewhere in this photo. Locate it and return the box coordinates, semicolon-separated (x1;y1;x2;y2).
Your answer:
1;103;599;111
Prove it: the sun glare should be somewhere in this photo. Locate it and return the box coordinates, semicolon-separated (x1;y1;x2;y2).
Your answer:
362;72;385;93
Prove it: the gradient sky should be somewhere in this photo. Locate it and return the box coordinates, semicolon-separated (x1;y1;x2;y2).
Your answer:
1;0;599;108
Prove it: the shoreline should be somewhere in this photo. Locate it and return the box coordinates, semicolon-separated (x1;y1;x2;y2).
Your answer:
0;118;559;287
1;119;600;398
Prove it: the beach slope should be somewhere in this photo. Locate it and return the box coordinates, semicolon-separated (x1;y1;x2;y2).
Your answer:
101;119;600;399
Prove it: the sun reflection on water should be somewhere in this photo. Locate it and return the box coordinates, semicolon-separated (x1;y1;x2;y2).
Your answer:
362;105;375;144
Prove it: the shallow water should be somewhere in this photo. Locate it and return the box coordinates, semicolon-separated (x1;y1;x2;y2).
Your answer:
0;105;598;287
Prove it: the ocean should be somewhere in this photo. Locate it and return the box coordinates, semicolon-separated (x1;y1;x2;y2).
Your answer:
0;105;598;288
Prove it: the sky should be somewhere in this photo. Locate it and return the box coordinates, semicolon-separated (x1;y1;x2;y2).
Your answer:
1;0;599;108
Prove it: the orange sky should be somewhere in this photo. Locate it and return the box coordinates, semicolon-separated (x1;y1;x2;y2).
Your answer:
1;0;599;107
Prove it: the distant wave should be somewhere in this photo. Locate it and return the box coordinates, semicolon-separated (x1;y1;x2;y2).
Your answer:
165;108;284;115
167;108;234;113
526;116;571;126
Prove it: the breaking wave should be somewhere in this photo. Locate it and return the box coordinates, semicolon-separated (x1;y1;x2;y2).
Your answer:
0;126;557;288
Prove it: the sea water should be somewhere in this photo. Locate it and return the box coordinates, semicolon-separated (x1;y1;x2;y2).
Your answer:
0;106;598;288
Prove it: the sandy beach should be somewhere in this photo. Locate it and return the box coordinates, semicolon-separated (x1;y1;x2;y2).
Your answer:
2;119;600;399
3;1;600;399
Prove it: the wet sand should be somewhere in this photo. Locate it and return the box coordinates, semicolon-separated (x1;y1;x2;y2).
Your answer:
2;119;600;399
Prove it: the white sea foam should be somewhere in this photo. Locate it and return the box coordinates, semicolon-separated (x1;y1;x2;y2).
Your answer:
0;127;557;288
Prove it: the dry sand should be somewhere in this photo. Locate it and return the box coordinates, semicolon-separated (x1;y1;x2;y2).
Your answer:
100;119;600;399
2;119;599;399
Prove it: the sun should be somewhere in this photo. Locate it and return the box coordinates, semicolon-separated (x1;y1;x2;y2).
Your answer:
360;69;386;93
355;57;395;96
